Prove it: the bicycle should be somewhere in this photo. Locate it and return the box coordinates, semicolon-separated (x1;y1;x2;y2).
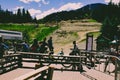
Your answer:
62;48;81;69
40;48;83;71
41;48;64;66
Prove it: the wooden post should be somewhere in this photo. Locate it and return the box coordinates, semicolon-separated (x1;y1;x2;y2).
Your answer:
115;58;120;80
18;55;22;68
0;59;5;74
85;52;87;65
115;58;117;80
47;66;54;80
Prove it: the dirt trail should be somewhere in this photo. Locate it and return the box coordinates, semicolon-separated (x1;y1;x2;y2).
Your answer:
53;30;99;54
49;20;101;54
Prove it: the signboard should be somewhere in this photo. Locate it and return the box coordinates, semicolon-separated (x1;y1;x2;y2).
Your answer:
86;34;93;51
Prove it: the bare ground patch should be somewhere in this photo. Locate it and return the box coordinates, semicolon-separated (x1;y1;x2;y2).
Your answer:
47;20;101;54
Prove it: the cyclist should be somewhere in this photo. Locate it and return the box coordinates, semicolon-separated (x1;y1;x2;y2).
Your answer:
69;41;83;71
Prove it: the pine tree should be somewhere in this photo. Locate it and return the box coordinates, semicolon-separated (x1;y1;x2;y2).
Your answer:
100;17;118;40
33;17;37;23
26;10;32;22
22;8;26;23
16;9;22;23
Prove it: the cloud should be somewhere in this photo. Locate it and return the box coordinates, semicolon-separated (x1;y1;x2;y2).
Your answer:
41;0;49;5
105;0;120;4
12;6;24;13
19;0;49;4
58;3;83;11
36;8;57;19
36;2;83;19
14;6;24;10
28;8;41;16
19;0;41;4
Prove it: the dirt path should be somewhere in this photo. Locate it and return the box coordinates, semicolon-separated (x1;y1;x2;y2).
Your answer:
49;19;101;54
53;30;99;55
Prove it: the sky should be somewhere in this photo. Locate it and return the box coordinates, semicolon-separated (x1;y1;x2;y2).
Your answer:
0;0;120;19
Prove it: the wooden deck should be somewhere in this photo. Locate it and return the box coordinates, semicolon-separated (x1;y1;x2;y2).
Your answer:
0;62;115;80
0;50;119;80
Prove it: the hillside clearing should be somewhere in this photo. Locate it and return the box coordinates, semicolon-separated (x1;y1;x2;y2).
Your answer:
48;19;102;54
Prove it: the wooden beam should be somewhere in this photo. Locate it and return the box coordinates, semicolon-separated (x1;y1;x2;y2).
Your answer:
14;66;54;80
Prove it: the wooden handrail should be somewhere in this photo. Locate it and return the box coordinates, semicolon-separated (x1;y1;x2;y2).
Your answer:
19;52;86;58
14;66;54;80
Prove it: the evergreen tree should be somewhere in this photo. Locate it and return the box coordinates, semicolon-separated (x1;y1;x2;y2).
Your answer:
33;17;37;23
16;9;22;23
0;6;34;23
100;17;118;40
26;10;32;22
22;8;26;23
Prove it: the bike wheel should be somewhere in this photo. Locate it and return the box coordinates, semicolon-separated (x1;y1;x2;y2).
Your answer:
42;59;51;66
41;56;51;66
62;57;72;68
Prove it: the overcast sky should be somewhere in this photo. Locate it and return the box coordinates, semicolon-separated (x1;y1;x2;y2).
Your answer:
0;0;120;19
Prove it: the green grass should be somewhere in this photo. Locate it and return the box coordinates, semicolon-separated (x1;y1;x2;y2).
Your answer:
35;26;59;41
87;31;101;38
87;19;97;22
69;31;78;37
0;23;34;31
0;23;58;43
80;38;86;42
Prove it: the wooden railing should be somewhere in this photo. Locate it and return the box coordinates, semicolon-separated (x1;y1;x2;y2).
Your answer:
2;50;120;80
20;52;86;62
14;66;54;80
80;50;120;80
0;54;22;74
20;52;86;71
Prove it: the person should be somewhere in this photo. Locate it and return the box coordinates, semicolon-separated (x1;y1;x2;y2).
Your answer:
12;41;19;53
40;38;48;53
58;48;64;56
69;41;83;71
0;36;5;59
38;41;43;53
30;39;39;53
3;43;9;55
47;37;54;52
69;41;80;55
22;41;30;52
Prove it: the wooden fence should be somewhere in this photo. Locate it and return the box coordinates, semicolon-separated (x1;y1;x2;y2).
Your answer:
0;54;22;74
